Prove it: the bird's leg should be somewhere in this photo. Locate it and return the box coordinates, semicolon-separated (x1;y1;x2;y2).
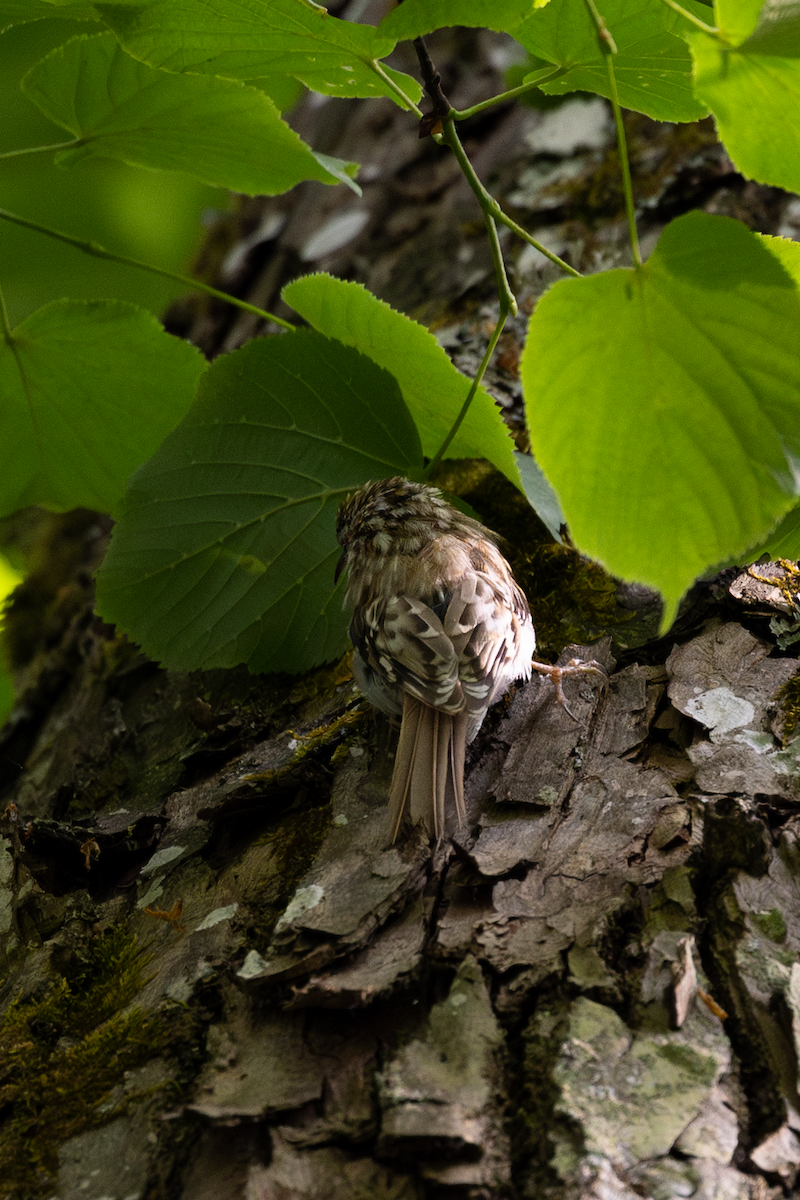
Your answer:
530;657;608;719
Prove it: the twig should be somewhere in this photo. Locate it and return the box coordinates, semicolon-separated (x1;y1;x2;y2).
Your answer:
658;0;718;35
424;302;509;480
413;36;453;121
368;58;423;117
452;67;568;120
582;0;641;266
0;207;296;331
440;121;581;279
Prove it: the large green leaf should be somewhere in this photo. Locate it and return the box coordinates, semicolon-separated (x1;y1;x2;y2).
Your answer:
521;212;800;626
717;0;775;46
23;33;356;195
381;0;708;122
515;451;565;543
517;0;709;121
96;0;421;105
379;0;537;40
750;501;800;560
689;8;800;194
95;331;424;674
0;0;98;30
282;274;520;487
0;552;22;726
759;229;800;283
0;300;206;517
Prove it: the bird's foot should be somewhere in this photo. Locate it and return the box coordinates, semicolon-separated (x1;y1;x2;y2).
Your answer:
531;657;608;720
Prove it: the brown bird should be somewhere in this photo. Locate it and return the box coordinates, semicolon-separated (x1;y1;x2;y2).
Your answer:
335;477;536;841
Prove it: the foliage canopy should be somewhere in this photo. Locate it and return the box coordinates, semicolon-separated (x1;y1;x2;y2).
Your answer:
0;0;799;688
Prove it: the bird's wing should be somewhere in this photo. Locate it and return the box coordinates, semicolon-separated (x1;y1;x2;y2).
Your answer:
445;572;533;716
351;594;464;713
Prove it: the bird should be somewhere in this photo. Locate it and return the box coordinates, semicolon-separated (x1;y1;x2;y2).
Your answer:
335;476;537;842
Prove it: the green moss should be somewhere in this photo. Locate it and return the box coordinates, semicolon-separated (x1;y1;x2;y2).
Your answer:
642;868;697;940
751;908;788;943
524;542;625;658
657;1041;719;1085
509;1004;574;1193
775;670;800;746
242;804;332;944
0;928;169;1195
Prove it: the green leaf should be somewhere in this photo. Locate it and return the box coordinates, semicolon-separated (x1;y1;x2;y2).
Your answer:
749;501;800;560
95;331;424;674
0;668;13;727
515;451;565;543
689;19;800;193
521;211;800;626
517;0;709;121
379;0;536;40
0;299;206;517
0;0;98;31
758;231;800;282
255;73;305;112
0;552;21;726
381;0;708;121
23;33;356;195
740;1;800;54
716;0;769;45
282;274;520;487
96;0;422;106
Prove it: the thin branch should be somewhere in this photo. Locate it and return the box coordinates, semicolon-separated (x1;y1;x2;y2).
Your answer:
452;67;568;121
0;207;297;331
413;36;453;120
604;54;642;266
441;119;581;279
657;0;718;34
493;208;582;278
438;120;517;311
582;0;642;266
367;58;424;117
414;34;580;471
583;0;618;52
423;305;510;480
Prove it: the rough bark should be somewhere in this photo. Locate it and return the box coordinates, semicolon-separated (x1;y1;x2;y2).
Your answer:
1;16;799;1200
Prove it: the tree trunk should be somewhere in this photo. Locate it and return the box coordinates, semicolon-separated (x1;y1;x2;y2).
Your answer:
1;20;799;1200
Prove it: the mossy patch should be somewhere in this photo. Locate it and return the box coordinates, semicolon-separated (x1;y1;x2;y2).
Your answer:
241;805;332;944
509;1003;573;1193
0;927;169;1195
751;908;788;943
775;670;800;746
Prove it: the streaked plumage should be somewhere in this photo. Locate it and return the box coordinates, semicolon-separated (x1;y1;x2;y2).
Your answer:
335;477;535;841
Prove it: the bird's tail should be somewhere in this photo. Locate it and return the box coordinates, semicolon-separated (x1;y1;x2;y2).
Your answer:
388;695;468;842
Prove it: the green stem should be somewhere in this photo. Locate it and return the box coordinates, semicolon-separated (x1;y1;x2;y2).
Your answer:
0;207;297;331
452;66;568;120
423;305;509;480
493;209;582;277
582;0;641;267
485;213;516;317
0;139;82;161
584;0;618;51
657;0;718;34
604;54;641;266
368;58;423;117
440;118;580;282
439;119;518;314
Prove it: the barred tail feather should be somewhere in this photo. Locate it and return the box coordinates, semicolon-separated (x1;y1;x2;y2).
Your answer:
388;695;468;842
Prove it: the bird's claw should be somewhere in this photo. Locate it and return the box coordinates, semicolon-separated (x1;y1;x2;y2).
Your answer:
531;657;608;720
